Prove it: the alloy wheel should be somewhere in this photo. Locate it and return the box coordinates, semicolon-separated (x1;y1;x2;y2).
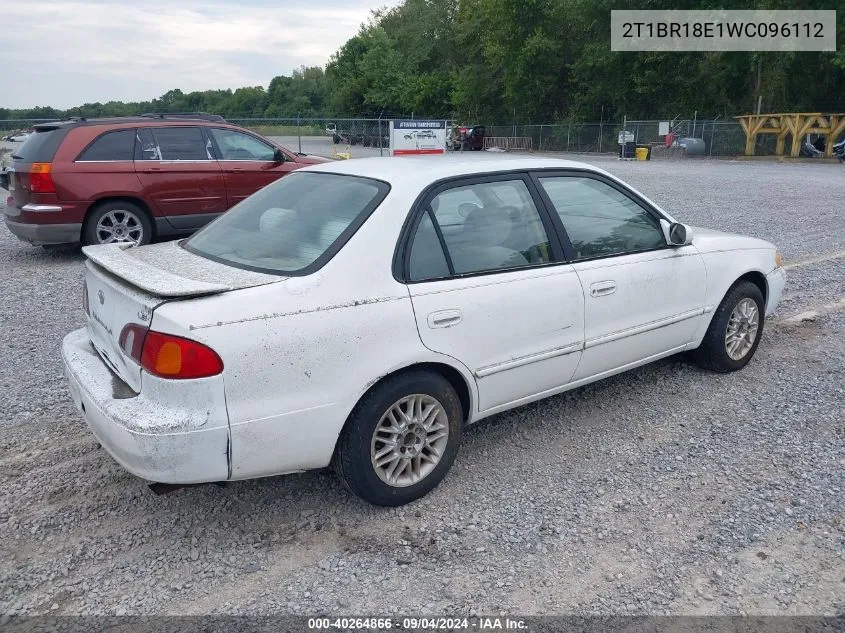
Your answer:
370;394;450;487
95;209;144;245
725;297;759;360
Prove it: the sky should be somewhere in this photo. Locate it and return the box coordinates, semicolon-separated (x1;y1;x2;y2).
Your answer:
0;0;399;109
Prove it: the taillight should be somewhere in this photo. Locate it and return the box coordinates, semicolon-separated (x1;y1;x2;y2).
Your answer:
82;283;90;316
119;325;223;379
30;163;55;194
119;324;148;364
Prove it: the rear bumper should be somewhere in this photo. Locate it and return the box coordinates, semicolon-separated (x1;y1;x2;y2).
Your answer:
4;217;81;245
62;328;230;484
765;267;786;317
4;198;89;244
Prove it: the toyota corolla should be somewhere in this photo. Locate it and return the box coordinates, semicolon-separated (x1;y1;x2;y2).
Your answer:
62;157;786;506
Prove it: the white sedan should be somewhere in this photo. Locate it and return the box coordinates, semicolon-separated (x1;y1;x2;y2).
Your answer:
62;157;786;506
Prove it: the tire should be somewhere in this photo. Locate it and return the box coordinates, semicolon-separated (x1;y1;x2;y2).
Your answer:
693;280;765;373
333;135;341;144
83;201;152;247
333;370;463;506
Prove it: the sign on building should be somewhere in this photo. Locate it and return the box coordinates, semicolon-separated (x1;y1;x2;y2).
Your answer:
618;130;635;144
390;120;447;156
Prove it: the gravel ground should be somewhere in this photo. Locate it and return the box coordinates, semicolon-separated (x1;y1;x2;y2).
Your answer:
0;156;843;617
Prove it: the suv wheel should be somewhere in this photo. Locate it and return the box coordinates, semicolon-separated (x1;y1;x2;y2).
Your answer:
84;201;152;247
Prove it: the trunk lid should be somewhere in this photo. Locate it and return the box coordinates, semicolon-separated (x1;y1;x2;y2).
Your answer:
83;241;281;391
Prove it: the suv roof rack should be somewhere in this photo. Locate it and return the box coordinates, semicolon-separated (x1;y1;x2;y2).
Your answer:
139;112;227;122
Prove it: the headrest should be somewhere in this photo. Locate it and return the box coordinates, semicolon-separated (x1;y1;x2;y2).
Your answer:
462;206;511;246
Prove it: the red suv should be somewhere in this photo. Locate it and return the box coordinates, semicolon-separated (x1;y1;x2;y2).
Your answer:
2;113;328;247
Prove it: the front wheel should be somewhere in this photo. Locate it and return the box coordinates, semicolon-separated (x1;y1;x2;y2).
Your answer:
693;280;765;372
334;370;462;506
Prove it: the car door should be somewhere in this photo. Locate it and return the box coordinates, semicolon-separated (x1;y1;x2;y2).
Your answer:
134;126;228;231
533;172;707;382
404;175;585;413
207;127;297;206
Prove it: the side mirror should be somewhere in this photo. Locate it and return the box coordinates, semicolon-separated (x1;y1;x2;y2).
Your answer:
667;222;694;246
273;148;285;162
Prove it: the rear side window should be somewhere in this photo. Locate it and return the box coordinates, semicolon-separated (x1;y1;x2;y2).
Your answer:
149;127;209;160
184;172;390;275
409;212;450;281
11;128;68;162
409;179;553;280
77;129;136;161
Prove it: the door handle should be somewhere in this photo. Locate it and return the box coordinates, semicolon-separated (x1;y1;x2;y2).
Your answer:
590;280;617;297
427;309;462;328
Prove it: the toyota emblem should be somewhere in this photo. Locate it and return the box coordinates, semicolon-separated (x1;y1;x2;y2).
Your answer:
98;290;105;305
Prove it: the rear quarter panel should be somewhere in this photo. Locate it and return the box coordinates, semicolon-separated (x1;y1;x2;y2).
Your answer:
152;274;473;479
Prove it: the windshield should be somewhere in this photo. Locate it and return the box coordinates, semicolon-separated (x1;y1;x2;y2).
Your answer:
183;172;389;275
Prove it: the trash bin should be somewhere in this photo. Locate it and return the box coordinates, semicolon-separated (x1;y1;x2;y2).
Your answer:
635;144;652;160
635;147;649;161
619;141;637;158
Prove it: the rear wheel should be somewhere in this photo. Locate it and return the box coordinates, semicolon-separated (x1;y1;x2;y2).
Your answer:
334;370;462;506
83;201;151;247
693;281;765;372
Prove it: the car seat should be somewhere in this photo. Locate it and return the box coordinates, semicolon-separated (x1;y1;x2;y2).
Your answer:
450;206;527;273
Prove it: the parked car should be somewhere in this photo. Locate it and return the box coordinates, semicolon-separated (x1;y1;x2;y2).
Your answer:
451;125;485;150
2;113;328;247
62;156;785;506
329;121;388;148
3;130;32;142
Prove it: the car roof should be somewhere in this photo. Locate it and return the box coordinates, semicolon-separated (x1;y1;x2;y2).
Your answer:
303;155;609;188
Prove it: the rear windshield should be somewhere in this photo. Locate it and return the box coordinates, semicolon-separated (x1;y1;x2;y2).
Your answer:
12;127;68;162
183;172;390;275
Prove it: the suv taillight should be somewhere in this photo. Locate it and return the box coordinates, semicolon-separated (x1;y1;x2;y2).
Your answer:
30;163;55;194
119;325;223;379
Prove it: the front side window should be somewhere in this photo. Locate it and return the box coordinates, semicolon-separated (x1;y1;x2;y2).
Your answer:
184;172;389;275
209;128;276;161
538;176;665;260
77;129;136;161
149;127;209;160
409;179;553;280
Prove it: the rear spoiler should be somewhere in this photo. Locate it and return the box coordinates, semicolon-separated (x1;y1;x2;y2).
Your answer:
82;243;233;297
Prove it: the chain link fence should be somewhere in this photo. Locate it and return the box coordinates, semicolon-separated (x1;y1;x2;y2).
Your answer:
228;118;397;153
485;120;749;156
0;116;776;158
